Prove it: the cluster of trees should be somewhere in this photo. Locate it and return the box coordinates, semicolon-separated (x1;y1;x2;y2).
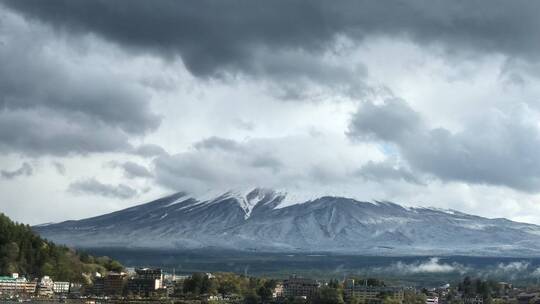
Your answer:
441;277;507;304
182;273;425;304
314;285;345;304
182;272;278;303
310;278;422;304
0;213;123;282
458;277;499;304
457;277;494;300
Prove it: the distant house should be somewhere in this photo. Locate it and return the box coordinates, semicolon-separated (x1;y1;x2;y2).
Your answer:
517;293;540;304
463;295;483;304
273;283;284;298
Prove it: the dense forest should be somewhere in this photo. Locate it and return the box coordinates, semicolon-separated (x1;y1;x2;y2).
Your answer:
0;213;123;282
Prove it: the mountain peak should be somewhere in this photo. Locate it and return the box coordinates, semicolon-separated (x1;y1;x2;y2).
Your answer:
208;188;286;219
33;191;540;256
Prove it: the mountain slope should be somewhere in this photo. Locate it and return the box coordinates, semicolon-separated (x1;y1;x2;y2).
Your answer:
34;189;540;256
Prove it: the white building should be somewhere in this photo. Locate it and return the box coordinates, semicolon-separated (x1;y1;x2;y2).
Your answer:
53;281;70;294
426;296;439;304
0;273;37;296
38;276;54;296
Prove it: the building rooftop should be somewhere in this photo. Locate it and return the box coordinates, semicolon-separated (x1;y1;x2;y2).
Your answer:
0;276;28;282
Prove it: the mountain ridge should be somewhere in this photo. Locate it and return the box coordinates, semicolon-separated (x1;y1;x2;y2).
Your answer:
34;188;540;257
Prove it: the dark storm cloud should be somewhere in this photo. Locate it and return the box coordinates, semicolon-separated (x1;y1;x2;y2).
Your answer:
0;109;132;156
348;100;540;192
356;160;422;185
3;0;540;79
194;136;242;151
347;99;421;142
189;137;282;177
1;162;33;179
132;144;168;158
0;54;159;135
154;137;279;191
154;153;225;190
68;178;138;199
0;7;160;156
153;136;359;192
111;161;153;179
250;156;283;171
52;161;66;175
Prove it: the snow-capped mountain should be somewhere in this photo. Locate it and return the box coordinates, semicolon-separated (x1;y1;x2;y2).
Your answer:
34;188;540;256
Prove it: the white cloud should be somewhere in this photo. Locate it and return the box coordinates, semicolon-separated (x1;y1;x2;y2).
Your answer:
3;2;540;228
494;261;530;273
387;258;469;274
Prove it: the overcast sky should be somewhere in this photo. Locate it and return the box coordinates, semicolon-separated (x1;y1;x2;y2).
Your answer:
2;0;540;225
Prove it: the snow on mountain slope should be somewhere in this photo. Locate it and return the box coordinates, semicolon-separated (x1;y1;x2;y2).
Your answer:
33;188;540;256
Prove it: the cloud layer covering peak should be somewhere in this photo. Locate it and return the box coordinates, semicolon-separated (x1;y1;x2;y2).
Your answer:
1;1;540;225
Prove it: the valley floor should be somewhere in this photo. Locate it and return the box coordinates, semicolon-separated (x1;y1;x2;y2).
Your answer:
83;248;540;286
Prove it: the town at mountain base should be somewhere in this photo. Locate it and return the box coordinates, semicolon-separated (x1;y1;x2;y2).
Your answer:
34;188;540;256
2;203;540;303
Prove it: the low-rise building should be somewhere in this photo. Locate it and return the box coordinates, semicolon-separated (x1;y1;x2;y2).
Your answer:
91;272;126;296
127;268;164;297
92;276;105;296
463;296;484;304
517;293;539;304
496;282;513;297
273;283;284;298
127;278;162;297
104;272;126;296
283;276;320;299
53;281;70;294
37;276;54;297
0;273;37;296
69;283;82;298
135;268;164;288
344;279;404;304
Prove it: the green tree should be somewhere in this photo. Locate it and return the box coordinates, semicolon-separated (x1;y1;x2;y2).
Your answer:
184;273;205;294
315;287;345;304
202;274;218;295
218;279;240;296
328;279;341;289
403;290;426;304
347;295;361;304
257;280;276;303
382;298;402;304
0;213;123;282
244;290;261;304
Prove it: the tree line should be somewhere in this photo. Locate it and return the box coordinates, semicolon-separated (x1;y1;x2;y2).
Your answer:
0;213;123;282
181;273;426;304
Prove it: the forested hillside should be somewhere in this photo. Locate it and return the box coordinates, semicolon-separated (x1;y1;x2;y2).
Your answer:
0;213;123;282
